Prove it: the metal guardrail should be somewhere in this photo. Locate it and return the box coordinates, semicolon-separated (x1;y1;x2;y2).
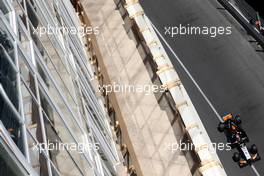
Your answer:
217;0;264;49
124;0;228;175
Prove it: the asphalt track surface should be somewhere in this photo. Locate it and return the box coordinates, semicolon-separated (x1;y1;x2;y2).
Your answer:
140;0;264;175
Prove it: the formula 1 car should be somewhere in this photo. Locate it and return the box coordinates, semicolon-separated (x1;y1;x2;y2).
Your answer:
218;113;261;168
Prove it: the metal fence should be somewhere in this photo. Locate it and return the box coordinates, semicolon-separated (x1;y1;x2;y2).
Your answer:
0;0;119;175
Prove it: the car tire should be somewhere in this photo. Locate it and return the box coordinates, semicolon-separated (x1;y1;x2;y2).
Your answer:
250;144;258;154
232;152;240;162
218;123;225;132
235;116;241;124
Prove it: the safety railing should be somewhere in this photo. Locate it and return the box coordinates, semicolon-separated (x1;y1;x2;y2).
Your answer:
217;0;264;48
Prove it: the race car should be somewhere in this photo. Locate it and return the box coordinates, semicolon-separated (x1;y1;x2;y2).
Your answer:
218;113;261;168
